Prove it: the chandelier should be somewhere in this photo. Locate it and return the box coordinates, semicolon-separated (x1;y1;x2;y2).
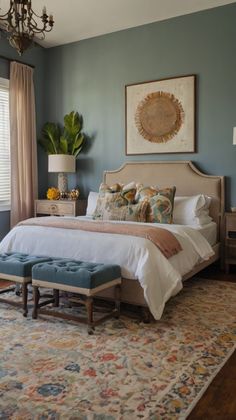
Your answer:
0;1;54;55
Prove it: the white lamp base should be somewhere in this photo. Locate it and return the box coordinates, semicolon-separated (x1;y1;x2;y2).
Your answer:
58;172;68;193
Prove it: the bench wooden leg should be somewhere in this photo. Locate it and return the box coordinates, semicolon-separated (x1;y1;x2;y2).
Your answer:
53;289;59;307
115;284;121;319
32;286;40;319
86;296;94;334
22;283;28;317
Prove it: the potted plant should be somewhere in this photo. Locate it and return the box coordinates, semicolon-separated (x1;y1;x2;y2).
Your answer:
39;110;85;155
39;111;85;192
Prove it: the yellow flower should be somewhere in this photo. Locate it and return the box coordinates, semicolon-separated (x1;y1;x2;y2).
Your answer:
47;187;60;200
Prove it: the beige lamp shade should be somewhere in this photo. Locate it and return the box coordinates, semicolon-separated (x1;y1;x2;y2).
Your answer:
48;154;76;193
48;154;76;173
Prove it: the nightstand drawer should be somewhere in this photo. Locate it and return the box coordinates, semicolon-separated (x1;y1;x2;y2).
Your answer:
226;216;236;233
34;199;87;217
37;201;74;215
35;200;77;217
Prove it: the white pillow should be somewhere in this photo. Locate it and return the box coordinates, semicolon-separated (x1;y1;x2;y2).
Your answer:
86;191;99;216
173;195;212;225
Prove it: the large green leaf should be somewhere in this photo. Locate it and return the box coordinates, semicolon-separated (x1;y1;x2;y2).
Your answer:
72;134;84;155
40;122;61;154
74;145;83;157
38;138;55;154
64;111;82;138
63;111;84;156
59;136;68;154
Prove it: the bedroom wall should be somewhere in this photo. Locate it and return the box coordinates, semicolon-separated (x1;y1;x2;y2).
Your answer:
44;3;236;208
0;38;46;241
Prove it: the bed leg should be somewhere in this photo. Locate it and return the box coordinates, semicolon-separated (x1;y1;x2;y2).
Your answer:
141;307;152;323
22;283;28;317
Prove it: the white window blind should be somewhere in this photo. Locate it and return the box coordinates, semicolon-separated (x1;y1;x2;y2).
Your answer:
0;77;10;208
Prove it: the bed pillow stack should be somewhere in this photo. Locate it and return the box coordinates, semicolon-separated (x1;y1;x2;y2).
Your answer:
92;182;176;223
88;188;213;226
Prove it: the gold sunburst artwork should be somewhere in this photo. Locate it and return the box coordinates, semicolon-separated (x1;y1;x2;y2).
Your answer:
135;91;184;144
126;75;195;155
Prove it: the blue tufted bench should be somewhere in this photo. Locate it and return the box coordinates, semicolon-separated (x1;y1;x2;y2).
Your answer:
32;259;122;333
0;252;52;316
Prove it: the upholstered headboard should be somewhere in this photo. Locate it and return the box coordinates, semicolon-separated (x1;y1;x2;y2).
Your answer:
104;161;225;240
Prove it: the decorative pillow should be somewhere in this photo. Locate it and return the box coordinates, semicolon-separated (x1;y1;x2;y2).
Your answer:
93;182;139;219
136;186;176;224
135;186;158;201
173;195;212;225
99;183;123;194
86;191;99;216
100;201;148;222
93;192;127;220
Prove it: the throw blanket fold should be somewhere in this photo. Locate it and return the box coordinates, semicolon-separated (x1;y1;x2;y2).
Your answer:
18;217;182;259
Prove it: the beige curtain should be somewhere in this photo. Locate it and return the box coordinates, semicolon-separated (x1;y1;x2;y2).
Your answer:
9;62;38;227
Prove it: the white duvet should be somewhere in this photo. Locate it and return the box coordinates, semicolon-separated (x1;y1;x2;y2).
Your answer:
0;217;214;319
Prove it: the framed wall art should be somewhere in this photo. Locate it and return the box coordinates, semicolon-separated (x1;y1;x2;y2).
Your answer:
125;75;196;155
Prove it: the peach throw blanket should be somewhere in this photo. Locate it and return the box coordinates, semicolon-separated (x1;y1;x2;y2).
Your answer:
18;217;182;259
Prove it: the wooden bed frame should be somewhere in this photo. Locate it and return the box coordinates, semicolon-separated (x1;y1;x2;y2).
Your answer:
97;161;225;308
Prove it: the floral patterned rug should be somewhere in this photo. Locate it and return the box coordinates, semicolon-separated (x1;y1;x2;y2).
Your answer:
0;278;235;420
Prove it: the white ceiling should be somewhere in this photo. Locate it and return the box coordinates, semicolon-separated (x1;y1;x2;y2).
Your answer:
0;0;235;48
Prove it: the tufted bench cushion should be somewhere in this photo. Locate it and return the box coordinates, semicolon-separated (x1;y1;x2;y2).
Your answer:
32;259;122;333
0;252;52;282
0;252;52;317
32;259;121;295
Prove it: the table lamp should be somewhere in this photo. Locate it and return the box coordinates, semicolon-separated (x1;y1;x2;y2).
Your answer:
48;154;76;193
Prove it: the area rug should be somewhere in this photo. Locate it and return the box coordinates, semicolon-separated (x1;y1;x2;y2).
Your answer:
0;278;235;420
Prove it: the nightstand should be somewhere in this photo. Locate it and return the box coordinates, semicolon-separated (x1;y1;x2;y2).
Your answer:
224;212;236;273
34;199;87;217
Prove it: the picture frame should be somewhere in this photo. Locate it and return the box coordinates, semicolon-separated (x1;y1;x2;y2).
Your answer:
125;75;196;155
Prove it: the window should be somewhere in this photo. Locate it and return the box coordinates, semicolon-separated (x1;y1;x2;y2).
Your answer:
0;77;10;211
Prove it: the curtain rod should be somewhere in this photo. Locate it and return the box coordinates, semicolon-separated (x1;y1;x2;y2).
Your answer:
0;54;35;69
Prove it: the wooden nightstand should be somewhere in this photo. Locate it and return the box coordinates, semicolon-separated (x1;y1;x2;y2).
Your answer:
225;212;236;273
34;199;87;217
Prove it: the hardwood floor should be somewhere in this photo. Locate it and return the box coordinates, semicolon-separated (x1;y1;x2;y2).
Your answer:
0;265;236;418
189;263;236;420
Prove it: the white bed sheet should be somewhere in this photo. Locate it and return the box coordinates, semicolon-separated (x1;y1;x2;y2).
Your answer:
191;222;217;246
0;217;215;320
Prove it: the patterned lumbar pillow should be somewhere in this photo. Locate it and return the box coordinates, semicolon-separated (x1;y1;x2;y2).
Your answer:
136;186;176;224
100;201;148;222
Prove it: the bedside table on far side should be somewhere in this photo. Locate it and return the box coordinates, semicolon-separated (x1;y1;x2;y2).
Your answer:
224;212;236;273
34;199;87;217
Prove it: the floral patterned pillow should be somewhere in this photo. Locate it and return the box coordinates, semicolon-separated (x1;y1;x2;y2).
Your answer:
99;201;148;222
93;191;127;220
99;183;122;194
136;186;176;224
93;182;140;220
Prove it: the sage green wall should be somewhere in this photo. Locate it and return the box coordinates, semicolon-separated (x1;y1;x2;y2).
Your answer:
0;38;47;240
45;3;236;206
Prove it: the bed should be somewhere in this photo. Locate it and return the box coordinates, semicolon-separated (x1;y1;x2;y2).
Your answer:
0;161;224;319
